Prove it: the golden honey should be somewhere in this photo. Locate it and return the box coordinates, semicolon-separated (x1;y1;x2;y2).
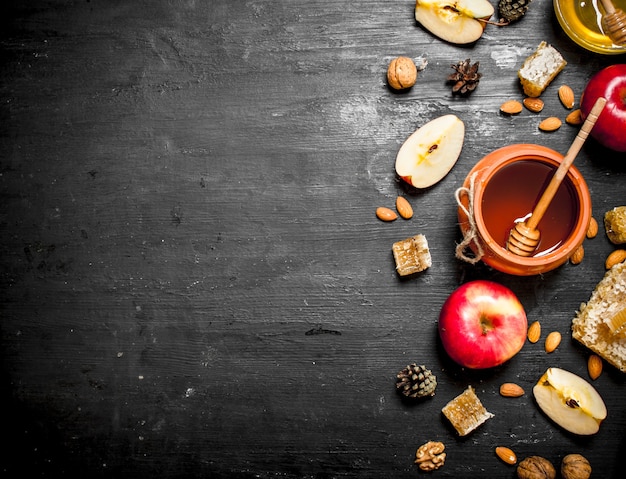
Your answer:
457;145;592;276
554;0;626;54
480;160;579;257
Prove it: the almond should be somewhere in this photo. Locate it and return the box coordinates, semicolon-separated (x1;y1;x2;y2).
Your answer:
376;206;397;222
570;245;584;265
588;354;603;380
539;117;562;132
605;249;626;269
395;196;413;219
586;217;598;238
523;97;544;113
500;100;523;115
495;446;517;465
527;320;541;343
558;85;575;109
545;331;562;353
566;108;583;126
499;383;525;398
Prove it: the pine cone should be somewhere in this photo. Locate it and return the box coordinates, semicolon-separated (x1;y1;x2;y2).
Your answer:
498;0;532;23
396;364;437;399
447;59;481;95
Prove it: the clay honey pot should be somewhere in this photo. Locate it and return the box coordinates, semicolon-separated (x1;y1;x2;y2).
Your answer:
456;144;592;276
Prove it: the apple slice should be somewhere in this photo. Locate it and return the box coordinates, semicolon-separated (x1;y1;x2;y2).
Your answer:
415;0;494;44
533;368;607;435
395;114;465;189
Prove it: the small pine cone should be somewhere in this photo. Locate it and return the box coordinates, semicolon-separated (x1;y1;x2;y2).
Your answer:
447;59;481;95
498;0;532;23
396;364;437;399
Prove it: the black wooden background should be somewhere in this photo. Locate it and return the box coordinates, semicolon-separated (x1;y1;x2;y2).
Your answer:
1;1;625;477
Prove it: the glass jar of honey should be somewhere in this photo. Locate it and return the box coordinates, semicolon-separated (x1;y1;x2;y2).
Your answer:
554;0;626;55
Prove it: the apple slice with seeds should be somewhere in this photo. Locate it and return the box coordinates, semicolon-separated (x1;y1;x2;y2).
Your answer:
415;0;494;45
395;114;465;189
533;367;607;435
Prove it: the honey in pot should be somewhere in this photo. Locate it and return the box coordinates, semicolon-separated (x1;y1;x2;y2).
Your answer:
457;144;591;276
481;159;579;257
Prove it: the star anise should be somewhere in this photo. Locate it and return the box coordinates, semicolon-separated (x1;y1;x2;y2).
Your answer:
447;59;482;95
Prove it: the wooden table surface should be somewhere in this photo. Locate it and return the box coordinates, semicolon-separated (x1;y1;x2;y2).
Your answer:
1;1;625;477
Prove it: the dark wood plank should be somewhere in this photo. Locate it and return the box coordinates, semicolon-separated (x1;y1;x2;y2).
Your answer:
1;0;625;477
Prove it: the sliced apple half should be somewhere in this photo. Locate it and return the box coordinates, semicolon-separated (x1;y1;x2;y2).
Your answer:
395;114;465;189
415;0;494;44
533;368;607;435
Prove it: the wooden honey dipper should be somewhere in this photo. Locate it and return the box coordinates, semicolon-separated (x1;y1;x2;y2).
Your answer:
600;0;626;45
507;97;607;257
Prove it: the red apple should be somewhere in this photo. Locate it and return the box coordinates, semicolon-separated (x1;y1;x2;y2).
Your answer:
580;64;626;152
438;280;528;369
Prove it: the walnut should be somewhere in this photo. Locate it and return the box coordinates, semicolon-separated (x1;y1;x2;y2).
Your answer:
561;454;591;479
387;56;417;90
415;441;446;471
517;456;556;479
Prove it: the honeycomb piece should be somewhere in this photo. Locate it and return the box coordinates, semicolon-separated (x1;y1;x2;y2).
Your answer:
518;41;566;98
441;386;494;436
572;260;626;372
605;206;626;244
392;234;431;276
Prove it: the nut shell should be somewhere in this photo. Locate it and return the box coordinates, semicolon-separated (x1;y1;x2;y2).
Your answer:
517;456;556;479
387;56;417;90
561;453;591;479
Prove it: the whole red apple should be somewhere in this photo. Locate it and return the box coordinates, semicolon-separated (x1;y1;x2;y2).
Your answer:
438;280;527;369
580;64;626;152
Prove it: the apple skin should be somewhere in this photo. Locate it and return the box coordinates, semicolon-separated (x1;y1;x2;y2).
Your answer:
580;64;626;152
395;114;465;189
533;368;607;435
415;0;494;45
438;280;528;369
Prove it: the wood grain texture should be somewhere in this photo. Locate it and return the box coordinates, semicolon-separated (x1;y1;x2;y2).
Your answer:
1;0;625;477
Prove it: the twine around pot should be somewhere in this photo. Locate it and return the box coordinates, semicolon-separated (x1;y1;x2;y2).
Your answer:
454;172;484;264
